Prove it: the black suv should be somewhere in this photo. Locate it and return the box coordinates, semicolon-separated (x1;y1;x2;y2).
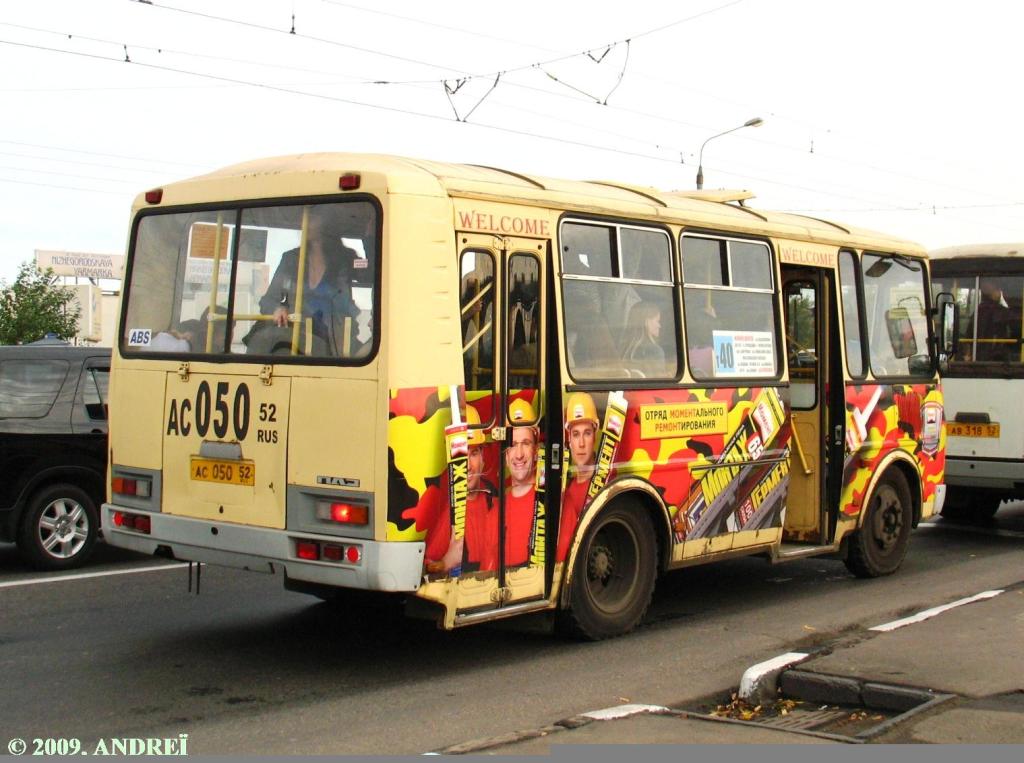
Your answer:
0;344;110;570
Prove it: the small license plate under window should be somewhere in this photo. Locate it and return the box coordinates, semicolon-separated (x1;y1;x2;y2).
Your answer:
190;457;255;486
947;422;1000;438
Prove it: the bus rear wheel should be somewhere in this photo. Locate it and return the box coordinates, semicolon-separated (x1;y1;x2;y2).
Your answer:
845;470;912;578
560;501;656;640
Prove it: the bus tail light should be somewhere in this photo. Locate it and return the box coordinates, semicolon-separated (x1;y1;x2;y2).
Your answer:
338;173;361;190
113;477;152;498
112;511;152;535
296;541;320;561
316;501;368;526
144;188;163;204
293;539;362;566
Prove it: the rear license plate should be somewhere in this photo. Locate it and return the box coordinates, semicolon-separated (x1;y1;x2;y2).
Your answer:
190;457;255;486
947;422;1000;438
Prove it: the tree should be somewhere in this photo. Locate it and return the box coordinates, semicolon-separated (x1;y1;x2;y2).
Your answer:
0;262;81;345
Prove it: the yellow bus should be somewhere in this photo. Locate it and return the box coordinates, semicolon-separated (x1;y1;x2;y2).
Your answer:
103;154;953;639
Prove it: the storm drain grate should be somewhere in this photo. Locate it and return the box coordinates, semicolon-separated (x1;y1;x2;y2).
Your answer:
682;671;956;742
759;706;848;730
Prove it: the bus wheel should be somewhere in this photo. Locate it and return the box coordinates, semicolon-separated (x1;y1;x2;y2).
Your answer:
17;483;99;571
844;470;912;578
561;501;656;640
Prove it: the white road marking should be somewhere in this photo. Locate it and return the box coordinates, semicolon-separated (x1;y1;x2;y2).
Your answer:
581;704;669;720
0;562;191;589
869;590;1005;632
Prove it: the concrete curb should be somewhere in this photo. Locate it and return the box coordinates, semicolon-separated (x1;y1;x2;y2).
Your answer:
779;669;956;740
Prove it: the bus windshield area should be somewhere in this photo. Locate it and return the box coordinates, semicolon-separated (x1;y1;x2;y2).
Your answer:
862;254;933;377
122;201;378;362
933;273;1024;366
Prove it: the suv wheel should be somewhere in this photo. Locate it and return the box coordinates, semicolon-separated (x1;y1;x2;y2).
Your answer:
17;484;99;570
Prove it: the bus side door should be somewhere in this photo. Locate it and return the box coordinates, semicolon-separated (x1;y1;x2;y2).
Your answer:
454;235;549;616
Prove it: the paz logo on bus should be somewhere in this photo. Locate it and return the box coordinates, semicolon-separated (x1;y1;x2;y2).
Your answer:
317;475;360;488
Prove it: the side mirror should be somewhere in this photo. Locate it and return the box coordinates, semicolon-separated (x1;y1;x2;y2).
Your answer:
934;292;959;371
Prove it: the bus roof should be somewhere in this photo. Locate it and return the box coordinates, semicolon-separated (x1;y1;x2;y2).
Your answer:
930;243;1024;260
142;152;926;255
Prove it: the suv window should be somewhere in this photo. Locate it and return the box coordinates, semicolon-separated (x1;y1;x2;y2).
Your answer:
0;360;69;418
83;367;110;421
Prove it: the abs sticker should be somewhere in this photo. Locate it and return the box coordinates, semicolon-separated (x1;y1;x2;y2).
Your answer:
127;328;152;347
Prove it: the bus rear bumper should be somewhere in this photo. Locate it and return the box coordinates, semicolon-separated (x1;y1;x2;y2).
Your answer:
944;457;1024;492
101;504;425;592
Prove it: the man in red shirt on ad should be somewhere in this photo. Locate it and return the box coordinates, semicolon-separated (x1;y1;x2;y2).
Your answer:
504;398;539;568
557;392;599;563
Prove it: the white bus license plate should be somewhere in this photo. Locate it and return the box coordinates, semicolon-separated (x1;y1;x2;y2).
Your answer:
947;422;1000;438
190;457;255;486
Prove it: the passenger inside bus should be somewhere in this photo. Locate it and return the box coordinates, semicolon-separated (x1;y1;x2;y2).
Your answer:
621;300;666;377
976;277;1015;361
244;206;361;357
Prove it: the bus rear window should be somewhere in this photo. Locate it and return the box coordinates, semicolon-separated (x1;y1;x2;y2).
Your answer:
122;201;378;363
932;274;1023;366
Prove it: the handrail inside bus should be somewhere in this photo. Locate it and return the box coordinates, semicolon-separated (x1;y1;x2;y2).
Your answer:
290;207;310;355
463;321;492;353
460;282;493;317
204;213;226;354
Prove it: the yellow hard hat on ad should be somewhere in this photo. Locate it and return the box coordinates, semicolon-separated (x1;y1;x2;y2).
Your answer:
564;391;598;428
508;397;537;425
465;404;486;446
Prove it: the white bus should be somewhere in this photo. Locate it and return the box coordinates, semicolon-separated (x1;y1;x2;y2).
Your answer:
931;244;1024;520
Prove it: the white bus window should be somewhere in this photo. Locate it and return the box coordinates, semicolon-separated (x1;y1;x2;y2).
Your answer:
561;221;677;381
862;254;931;377
509;254;541;395
123;201;378;362
682;235;777;381
933;275;1022;364
460;250;496;396
839;251;865;377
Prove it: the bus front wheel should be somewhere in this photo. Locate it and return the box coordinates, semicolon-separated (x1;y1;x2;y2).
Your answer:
560;501;656;640
845;469;912;578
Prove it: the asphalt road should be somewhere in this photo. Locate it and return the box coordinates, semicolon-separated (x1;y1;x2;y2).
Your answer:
1;503;1022;755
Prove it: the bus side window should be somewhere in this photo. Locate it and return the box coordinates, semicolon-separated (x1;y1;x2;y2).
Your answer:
460;250;496;395
681;235;778;381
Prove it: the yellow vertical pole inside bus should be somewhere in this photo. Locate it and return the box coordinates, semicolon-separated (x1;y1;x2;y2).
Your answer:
205;213;225;353
290;207;309;355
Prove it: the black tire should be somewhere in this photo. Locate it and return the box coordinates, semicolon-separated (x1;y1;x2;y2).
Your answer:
845;469;912;578
941;488;1001;522
16;483;99;571
560;501;657;640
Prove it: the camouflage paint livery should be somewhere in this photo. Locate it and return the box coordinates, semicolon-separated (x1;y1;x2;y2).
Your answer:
386;381;944;591
840;383;945;518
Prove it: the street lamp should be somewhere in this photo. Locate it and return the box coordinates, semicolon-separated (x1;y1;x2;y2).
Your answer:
695;117;763;190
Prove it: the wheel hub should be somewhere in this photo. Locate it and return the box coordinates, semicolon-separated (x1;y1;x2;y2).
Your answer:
588;543;614;582
872;487;903;552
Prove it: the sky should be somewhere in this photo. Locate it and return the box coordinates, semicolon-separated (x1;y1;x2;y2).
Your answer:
2;0;1023;285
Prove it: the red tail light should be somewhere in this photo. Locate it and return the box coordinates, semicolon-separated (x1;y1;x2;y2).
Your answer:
316;501;368;526
113;477;151;498
346;545;362;564
338;173;361;190
112;511;151;534
322;544;344;561
144;188;163;204
296;541;320;561
331;503;367;525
